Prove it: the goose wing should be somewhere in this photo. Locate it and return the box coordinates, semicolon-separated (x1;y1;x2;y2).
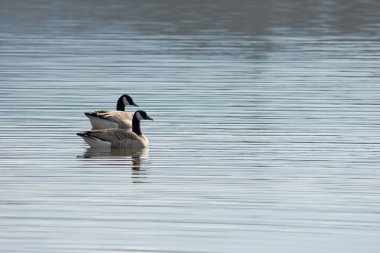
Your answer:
85;110;132;128
81;129;138;142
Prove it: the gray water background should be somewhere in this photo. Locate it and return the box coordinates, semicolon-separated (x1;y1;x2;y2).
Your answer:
1;0;380;252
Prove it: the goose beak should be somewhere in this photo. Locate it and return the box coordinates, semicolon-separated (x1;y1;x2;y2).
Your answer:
132;103;139;107
146;116;153;121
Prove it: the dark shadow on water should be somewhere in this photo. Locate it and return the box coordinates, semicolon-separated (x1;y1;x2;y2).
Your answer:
78;148;149;183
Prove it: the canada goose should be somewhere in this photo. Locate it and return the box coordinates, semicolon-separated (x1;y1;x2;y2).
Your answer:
84;94;138;129
77;110;153;149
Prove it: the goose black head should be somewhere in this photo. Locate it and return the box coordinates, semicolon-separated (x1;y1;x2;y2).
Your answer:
135;110;153;121
117;94;138;110
122;94;138;107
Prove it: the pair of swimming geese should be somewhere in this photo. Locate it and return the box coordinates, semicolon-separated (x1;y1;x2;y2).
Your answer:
77;94;153;149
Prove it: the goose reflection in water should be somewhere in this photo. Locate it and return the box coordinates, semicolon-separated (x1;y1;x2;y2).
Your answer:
79;148;149;183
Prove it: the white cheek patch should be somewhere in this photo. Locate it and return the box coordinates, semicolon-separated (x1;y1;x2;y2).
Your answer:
136;112;144;121
123;97;129;105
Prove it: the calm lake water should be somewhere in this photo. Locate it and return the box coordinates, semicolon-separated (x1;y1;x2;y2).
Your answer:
1;0;380;252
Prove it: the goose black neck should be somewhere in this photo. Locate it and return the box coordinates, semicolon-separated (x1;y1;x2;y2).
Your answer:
116;97;125;111
132;115;142;136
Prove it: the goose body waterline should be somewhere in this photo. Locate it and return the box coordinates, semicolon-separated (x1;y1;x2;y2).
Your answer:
84;94;138;130
78;110;153;149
